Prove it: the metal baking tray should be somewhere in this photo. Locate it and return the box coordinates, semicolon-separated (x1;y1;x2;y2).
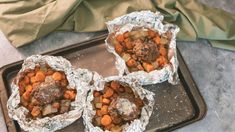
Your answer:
0;34;206;132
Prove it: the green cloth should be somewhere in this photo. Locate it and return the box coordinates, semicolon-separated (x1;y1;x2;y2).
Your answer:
0;0;235;50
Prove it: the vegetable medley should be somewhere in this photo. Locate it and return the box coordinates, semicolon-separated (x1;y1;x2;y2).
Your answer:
92;81;145;132
18;64;77;119
113;28;172;72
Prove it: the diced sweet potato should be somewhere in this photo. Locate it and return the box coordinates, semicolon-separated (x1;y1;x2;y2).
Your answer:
148;29;156;38
25;85;33;93
52;71;62;81
143;62;154;72
153;36;161;45
126;59;137;68
27;72;35;77
110;81;120;90
124;38;133;49
157;56;168;67
101;115;112;126
102;98;110;105
30;76;37;84
18;81;26;95
116;34;124;42
64;90;76;100
159;46;167;56
100;105;108;115
114;43;123;54
22;91;30;101
31;106;41;117
103;88;114;98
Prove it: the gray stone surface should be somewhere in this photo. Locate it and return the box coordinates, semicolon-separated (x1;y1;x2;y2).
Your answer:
0;0;234;132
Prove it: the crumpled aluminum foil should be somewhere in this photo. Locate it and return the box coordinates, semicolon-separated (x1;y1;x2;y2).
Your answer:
7;55;93;132
105;11;180;85
83;72;155;132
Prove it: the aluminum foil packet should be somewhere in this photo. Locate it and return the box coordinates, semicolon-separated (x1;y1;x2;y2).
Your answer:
83;73;155;132
105;11;180;85
7;55;93;131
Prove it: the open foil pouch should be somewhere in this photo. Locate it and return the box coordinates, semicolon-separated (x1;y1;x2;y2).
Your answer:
105;11;180;85
7;55;93;131
83;73;155;132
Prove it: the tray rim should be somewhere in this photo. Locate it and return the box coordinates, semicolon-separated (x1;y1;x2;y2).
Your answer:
0;34;207;132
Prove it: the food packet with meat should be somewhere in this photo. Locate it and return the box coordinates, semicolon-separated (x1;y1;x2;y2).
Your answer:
7;55;93;131
83;73;155;132
105;11;180;85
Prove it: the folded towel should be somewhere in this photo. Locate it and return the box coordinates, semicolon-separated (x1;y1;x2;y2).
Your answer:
0;0;234;50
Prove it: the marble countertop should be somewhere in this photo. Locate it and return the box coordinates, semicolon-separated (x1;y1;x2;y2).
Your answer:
0;0;234;131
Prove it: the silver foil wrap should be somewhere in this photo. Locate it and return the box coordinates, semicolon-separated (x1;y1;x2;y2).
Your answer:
105;11;180;85
83;73;155;132
7;55;93;131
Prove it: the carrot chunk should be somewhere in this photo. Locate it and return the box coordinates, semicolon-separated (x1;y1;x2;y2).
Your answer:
103;88;114;98
30;76;37;84
31;106;41;117
114;43;123;54
153;36;161;45
35;71;45;82
148;29;156;38
102;98;110;104
52;72;62;81
101;115;112;126
100;105;108;115
116;34;124;42
159;47;167;56
110;81;120;90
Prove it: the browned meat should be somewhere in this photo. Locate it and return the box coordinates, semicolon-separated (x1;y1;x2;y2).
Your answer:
42;104;58;116
133;39;158;62
60;100;71;113
32;81;63;105
108;97;141;121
